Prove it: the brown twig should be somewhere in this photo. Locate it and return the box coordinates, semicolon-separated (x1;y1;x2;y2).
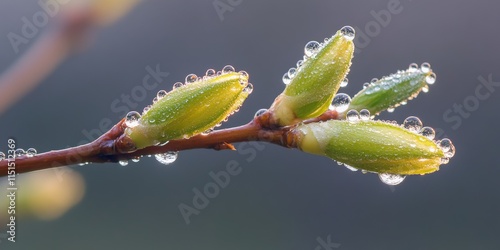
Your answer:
0;110;338;176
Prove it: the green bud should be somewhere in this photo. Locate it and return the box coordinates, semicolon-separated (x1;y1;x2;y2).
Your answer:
348;63;436;116
123;69;251;150
270;26;355;126
294;118;454;175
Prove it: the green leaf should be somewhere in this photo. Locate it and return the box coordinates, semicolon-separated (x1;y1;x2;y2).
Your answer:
125;69;251;149
270;26;355;126
295;119;454;175
348;63;436;116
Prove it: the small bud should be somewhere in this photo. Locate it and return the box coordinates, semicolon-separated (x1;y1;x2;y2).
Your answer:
348;65;435;116
270;26;355;126
294;119;453;175
120;71;251;150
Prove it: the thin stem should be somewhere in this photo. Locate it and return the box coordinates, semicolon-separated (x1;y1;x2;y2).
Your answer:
0;108;338;177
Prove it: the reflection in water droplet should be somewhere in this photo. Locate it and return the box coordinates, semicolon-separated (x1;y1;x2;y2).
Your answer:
254;109;268;118
340;78;348;88
125;111;141;128
403;116;423;133
346;109;359;122
330;93;351;112
359;109;371;120
340;26;355;41
304;41;320;57
421;62;431;73
282;72;292;85
408;63;419;72
185;74;198;83
15;148;25;157
426;73;436;84
288;68;297;78
379;173;406;186
206;69;216;77
222;65;235;73
419;127;436;140
155;151;178;165
243;83;253;94
0;152;5;161
438;138;455;158
26;148;37;157
157;90;167;99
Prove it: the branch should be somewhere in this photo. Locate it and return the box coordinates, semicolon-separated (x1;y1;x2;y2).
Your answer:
0;110;338;176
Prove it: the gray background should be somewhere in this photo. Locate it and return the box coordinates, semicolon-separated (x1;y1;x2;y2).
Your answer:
1;0;499;249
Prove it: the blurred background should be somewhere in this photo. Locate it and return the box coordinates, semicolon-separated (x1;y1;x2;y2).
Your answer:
0;0;499;249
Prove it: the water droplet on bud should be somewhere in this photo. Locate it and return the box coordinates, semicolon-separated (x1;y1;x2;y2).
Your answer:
173;82;183;89
379;173;405;185
282;72;292;85
243;83;253;94
119;160;129;166
288;68;297;78
330;93;351;112
155;151;178;165
403;116;423;133
421;62;431;73
131;157;140;163
125;111;141;128
15;148;25;157
206;69;216;77
426;73;436;84
346;109;359;122
419;127;436;140
387;107;395;113
359;109;371;120
185;74;198;83
340;78;348;87
222;65;235;73
304;41;320;57
408;63;419;72
340;26;355;41
0;152;5;161
296;60;304;68
438;138;455;158
157;90;167;99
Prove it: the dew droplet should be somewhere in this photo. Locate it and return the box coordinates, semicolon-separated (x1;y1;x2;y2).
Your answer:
408;63;419;72
157;90;167;99
419;127;436;140
359;109;371;120
363;82;370;89
173;82;184;89
421;62;431;73
438;138;455;158
26;148;37;157
206;69;216;77
15;148;25;157
344;164;358;172
142;105;151;114
243;83;254;94
0;152;5;161
346;109;359;122
155;151;178;165
304;41;320;57
387;107;395;113
379;173;406;186
403;116;423;133
185;74;198;83
296;60;304;68
422;86;429;93
152;97;159;104
340;26;355;41
282;72;292;85
340;78;348;88
425;72;436;84
400;101;407;105
119;160;129;166
254;108;268;118
330;93;351;112
131;156;140;163
239;70;249;78
222;65;235;73
125;111;141;128
288;67;297;78
371;78;378;84
441;158;450;164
